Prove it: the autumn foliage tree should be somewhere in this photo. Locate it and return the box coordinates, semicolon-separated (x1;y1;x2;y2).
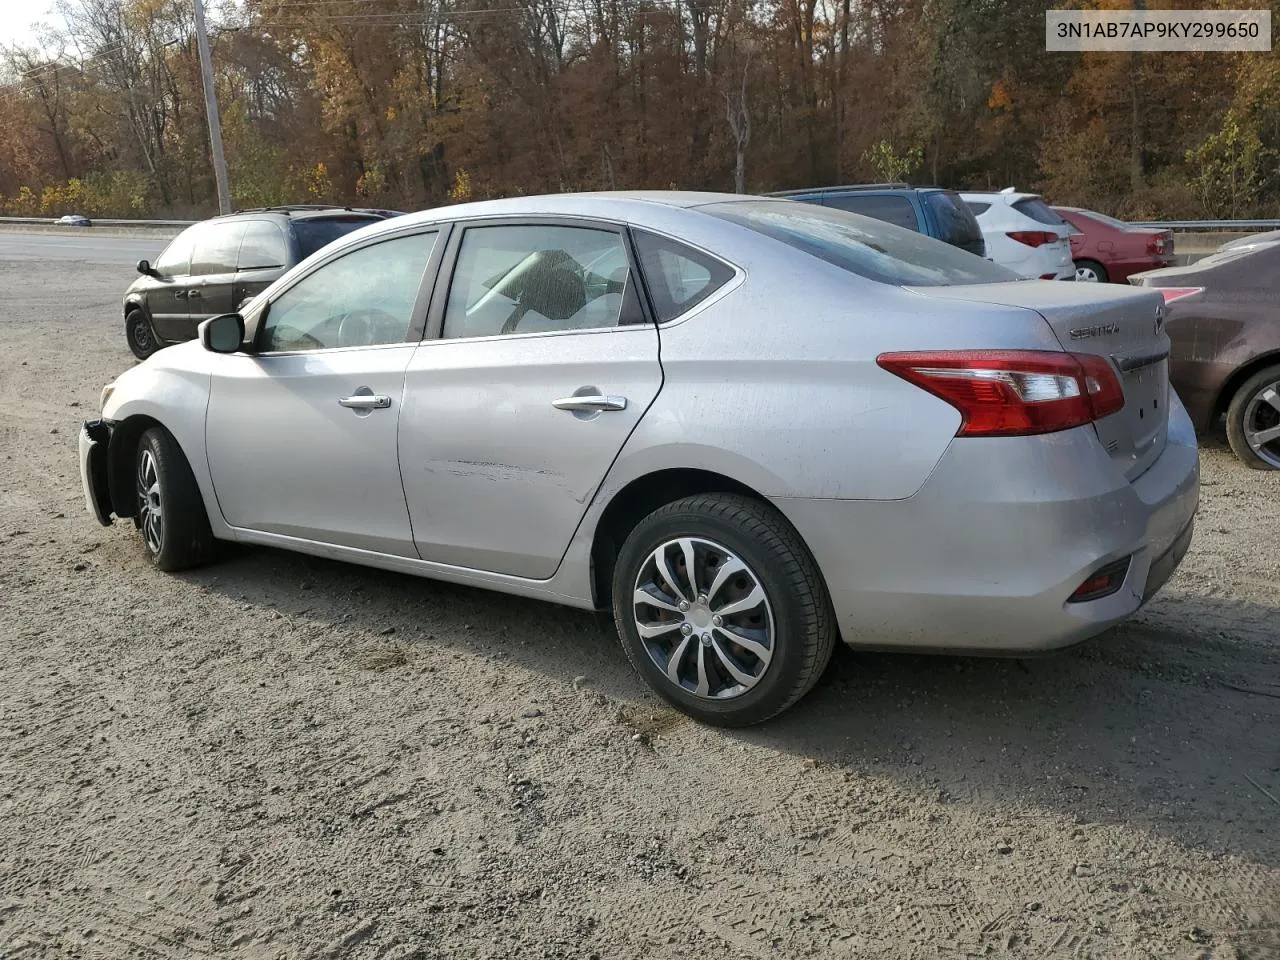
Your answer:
1;0;1278;219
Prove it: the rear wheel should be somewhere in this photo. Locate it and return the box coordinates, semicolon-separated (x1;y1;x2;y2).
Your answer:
1074;259;1108;283
611;493;836;727
134;427;216;570
126;309;159;360
1225;364;1280;470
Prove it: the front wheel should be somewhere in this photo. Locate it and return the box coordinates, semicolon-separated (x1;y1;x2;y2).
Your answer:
126;309;159;360
611;493;836;726
1225;364;1280;469
134;427;216;570
1074;259;1108;283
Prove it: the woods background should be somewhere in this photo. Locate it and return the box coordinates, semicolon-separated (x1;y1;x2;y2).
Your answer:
2;0;1278;220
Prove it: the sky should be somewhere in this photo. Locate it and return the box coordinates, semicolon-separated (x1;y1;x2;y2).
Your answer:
0;3;59;50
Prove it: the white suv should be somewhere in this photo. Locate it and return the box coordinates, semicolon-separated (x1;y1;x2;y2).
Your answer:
961;188;1075;280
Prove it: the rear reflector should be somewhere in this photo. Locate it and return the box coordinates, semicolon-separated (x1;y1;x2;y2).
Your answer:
876;350;1126;437
1039;272;1057;280
1068;557;1131;602
1158;287;1203;304
1008;231;1060;247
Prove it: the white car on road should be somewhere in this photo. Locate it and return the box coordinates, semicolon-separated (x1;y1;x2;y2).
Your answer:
962;189;1075;280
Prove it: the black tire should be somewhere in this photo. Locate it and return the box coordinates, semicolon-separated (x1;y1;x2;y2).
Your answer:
1074;259;1108;283
134;427;216;571
126;308;159;360
611;493;836;727
1225;364;1280;470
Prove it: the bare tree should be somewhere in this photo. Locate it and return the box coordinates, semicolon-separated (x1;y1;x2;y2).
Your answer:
724;56;749;193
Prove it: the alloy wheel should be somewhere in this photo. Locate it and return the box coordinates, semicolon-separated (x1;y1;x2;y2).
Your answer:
631;536;775;700
137;449;163;554
1075;264;1101;282
1243;380;1280;468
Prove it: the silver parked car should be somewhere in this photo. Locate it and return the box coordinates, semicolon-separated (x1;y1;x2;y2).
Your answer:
79;192;1199;726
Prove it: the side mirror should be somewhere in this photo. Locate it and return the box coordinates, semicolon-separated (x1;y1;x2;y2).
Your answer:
199;313;246;354
137;259;155;276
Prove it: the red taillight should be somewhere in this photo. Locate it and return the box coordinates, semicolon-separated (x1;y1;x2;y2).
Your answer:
876;350;1126;437
1007;231;1059;247
1158;286;1203;304
1146;234;1169;255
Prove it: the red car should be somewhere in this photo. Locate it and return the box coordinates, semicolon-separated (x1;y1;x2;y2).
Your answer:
1053;207;1174;284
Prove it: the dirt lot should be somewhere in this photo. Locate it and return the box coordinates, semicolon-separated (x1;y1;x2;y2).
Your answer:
1;253;1278;960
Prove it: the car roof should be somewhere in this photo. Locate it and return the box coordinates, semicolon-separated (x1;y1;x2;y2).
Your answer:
960;190;1040;203
765;184;949;197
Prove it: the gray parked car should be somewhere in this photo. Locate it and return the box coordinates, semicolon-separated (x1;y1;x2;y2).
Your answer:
79;192;1199;725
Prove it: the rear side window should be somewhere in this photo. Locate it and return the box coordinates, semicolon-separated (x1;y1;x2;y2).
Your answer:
1012;198;1068;226
632;231;735;322
964;201;991;217
823;194;919;231
237;221;288;270
701;200;1017;287
293;216;381;260
924;191;986;253
191;222;248;275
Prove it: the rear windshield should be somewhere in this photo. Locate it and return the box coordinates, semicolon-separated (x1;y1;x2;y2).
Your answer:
700;200;1016;287
1012;197;1069;226
293;216;382;259
924;191;985;250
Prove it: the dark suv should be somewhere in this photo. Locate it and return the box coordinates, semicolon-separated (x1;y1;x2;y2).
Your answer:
766;183;987;258
123;206;400;358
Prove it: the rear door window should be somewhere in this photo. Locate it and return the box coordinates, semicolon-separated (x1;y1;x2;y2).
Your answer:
822;194;920;231
923;191;986;255
292;216;382;260
1012;197;1069;227
701;200;1017;287
191;222;248;275
237;221;289;270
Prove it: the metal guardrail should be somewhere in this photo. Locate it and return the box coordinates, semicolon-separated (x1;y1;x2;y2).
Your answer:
0;216;196;227
1132;219;1280;231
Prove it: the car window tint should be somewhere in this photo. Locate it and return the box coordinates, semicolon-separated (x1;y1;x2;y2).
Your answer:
1012;197;1068;226
964;201;991;217
153;226;199;277
442;225;642;339
292;216;381;260
632;230;735;322
191;222;248;275
260;231;437;352
702;199;1018;287
823;194;919;231
237;221;288;270
924;191;985;251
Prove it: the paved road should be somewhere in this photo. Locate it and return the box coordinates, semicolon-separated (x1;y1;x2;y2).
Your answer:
0;231;168;266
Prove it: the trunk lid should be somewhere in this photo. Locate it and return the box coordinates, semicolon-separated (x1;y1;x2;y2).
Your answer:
908;282;1171;480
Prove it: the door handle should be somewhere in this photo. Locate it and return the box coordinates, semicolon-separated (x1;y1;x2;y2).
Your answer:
175;291;188;300
187;289;202;299
552;394;628;412
338;395;392;410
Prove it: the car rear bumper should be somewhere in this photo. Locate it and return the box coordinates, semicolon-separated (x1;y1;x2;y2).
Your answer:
773;393;1200;654
80;420;115;526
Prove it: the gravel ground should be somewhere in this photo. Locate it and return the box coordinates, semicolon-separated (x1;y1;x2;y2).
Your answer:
1;254;1278;960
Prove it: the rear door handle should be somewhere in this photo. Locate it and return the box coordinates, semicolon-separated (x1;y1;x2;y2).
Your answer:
552;395;627;412
338;395;392;410
187;289;202;299
175;291;188;300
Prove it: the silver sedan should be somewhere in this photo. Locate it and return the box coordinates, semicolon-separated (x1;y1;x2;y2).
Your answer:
79;192;1199;726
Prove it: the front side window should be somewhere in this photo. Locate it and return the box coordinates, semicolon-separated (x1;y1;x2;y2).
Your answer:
259;231;437;352
153;226;200;277
632;230;735;322
442;224;642;339
191;222;248;275
701;199;1017;287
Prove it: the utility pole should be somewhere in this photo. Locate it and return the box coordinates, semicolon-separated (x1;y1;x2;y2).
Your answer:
193;0;232;214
